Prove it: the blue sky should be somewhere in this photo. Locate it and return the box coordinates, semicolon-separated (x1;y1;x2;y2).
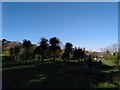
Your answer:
2;2;118;51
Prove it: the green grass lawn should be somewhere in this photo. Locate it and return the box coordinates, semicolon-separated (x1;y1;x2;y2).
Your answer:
102;60;116;66
2;59;120;88
93;82;117;88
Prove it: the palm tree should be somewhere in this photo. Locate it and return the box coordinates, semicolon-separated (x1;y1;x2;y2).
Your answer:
76;48;83;62
73;47;78;61
32;46;41;60
9;48;14;60
2;39;6;45
49;37;60;61
2;39;7;49
14;46;21;61
39;37;48;63
22;39;31;63
64;42;73;62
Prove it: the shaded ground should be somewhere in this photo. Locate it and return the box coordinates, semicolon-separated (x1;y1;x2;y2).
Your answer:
2;60;120;88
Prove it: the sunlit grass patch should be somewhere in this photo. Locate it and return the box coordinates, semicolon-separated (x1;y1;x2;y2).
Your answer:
30;77;46;83
29;74;46;83
93;82;117;88
2;65;36;70
18;74;47;87
102;60;115;66
102;69;118;73
44;61;53;64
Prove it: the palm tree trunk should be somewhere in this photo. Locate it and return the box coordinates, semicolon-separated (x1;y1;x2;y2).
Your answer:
53;50;56;61
25;47;27;63
41;55;44;64
68;53;70;62
15;55;16;61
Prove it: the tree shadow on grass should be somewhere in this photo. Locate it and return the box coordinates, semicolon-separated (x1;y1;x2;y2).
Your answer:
2;60;120;89
89;61;120;88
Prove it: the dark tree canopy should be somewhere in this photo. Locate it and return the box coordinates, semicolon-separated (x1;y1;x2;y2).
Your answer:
23;39;31;48
49;37;61;61
22;39;32;62
49;37;60;46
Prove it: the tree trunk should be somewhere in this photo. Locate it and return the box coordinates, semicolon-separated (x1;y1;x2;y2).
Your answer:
41;55;44;64
68;53;70;62
53;48;56;61
25;48;27;63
